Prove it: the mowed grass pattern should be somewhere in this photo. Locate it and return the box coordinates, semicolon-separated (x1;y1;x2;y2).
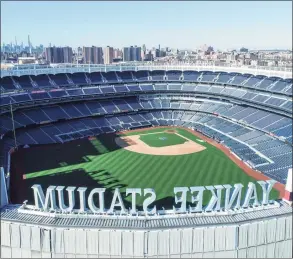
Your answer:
18;127;279;209
139;132;187;147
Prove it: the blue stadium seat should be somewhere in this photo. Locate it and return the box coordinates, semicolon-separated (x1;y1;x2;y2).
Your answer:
133;70;149;81
200;71;218;82
127;85;142;92
98;100;117;113
67;88;84;96
49;73;72;87
100;86;115;94
166;70;182;81
85;101;106;115
13;75;34;89
153;84;168;91
216;72;233;84
182;71;201;81
244;75;265;88
1;95;14;106
69;72;88;85
140;84;154;91
82;87;102;95
116;71;134;83
230;73;251;85
22;108;52;123
269;79;292;93
10;93;31;103
101;72;118;83
150;70;166;81
113;85;129;93
87;72;103;84
257;77;278;90
41;106;70;121
112;99;132;111
1;77;18;90
30;75;52;88
49;89;68;98
30;91;51;100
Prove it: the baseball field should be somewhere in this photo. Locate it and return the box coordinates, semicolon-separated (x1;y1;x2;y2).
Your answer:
10;126;280;210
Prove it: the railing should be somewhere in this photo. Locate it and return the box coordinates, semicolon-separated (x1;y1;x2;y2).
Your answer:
1;62;292;78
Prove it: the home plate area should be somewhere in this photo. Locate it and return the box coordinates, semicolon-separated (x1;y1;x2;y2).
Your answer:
115;131;206;156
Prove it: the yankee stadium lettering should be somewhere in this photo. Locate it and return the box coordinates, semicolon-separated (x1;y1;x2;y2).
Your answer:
31;180;277;215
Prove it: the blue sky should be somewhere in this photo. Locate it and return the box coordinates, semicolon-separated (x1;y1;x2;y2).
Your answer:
1;1;292;50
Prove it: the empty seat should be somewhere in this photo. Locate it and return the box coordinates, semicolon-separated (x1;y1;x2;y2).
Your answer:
30;74;52;88
69;72;87;85
13;75;33;89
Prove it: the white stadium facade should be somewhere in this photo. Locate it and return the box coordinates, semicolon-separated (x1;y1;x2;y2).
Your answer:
0;63;292;258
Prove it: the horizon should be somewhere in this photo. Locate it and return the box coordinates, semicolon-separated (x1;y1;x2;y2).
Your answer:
1;1;292;50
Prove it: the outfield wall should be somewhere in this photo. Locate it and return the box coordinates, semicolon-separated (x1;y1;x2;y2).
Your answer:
1;212;292;258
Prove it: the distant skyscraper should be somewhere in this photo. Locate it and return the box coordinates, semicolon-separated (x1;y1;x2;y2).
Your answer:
123;46;141;62
45;46;73;63
82;46;103;64
104;46;114;64
63;46;73;63
123;47;131;61
113;48;122;59
83;47;92;64
92;46;103;64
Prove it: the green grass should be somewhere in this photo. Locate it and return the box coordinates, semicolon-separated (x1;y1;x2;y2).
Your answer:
11;127;279;209
139;132;187;147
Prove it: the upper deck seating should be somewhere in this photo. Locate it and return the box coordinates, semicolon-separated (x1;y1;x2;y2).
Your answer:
116;71;134;83
13;75;34;89
133;70;149;81
30;74;52;88
10;93;31;103
100;86;115;94
150;70;166;81
101;72;118;83
182;71;201;81
216;72;234;84
67;89;84;96
30;91;51;100
140;84;154;91
86;72;103;84
82;87;102;95
49;73;72;87
48;89;68;98
230;73;251;85
200;71;218;82
69;72;87;85
113;85;129;93
1;77;17;90
243;75;264;88
257;77;278;90
269;79;292;93
166;70;182;81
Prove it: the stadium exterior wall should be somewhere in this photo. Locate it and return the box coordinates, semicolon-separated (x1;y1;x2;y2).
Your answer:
1;212;292;258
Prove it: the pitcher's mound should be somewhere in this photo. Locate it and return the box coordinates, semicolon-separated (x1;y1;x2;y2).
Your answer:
115;135;206;156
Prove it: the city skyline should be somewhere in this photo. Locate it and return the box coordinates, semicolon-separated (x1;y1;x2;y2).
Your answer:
1;1;292;50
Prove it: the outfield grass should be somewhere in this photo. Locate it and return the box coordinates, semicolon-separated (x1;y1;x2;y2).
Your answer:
139;132;187;147
11;127;279;209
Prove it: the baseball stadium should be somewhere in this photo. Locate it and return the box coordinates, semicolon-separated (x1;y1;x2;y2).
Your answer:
0;64;292;258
